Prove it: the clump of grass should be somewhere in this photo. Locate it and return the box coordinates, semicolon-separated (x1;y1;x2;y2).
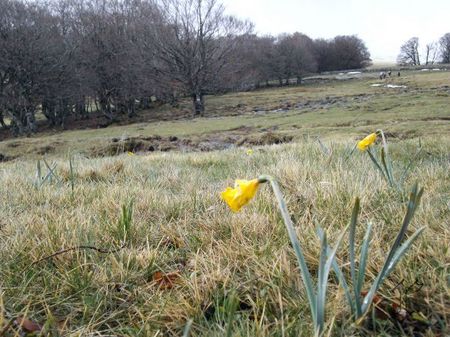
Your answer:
116;200;134;242
259;175;347;336
221;176;424;335
33;159;61;189
330;183;424;321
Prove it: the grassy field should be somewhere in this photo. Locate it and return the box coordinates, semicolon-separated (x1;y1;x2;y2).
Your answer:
0;70;449;336
0;70;448;160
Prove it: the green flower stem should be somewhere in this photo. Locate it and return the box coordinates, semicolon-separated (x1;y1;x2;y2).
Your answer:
258;175;319;330
366;148;388;182
377;129;397;188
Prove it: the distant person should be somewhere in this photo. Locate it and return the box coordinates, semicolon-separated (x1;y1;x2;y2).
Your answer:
397;71;401;77
388;70;392;77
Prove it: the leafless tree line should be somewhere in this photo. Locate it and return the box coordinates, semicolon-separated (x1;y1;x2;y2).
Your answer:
397;34;450;66
0;0;372;136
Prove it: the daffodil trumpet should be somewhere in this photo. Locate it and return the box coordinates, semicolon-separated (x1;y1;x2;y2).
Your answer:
221;178;263;212
220;176;273;212
357;133;377;151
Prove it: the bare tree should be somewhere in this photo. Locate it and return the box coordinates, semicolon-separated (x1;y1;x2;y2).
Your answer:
439;33;450;63
206;33;259;91
333;35;371;70
397;37;420;66
231;34;283;88
0;0;67;135
425;42;438;65
277;32;317;84
313;36;371;72
152;0;252;115
313;38;334;72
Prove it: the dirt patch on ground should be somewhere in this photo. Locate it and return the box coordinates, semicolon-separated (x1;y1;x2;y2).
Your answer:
35;145;56;155
0;153;15;163
89;132;293;157
419;116;450;122
383;130;419;140
90;135;182;157
241;94;377;116
236;132;293;146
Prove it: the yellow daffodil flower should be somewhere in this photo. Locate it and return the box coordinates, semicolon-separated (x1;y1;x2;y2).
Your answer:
246;149;254;156
221;179;260;212
357;133;377;151
127;151;135;156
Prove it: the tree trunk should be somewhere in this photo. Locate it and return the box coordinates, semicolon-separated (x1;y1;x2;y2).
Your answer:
0;113;7;129
11;109;34;136
127;99;136;118
99;95;114;121
192;93;204;116
58;98;70;128
25;109;37;135
75;99;87;120
10;118;22;136
42;100;56;126
139;97;150;110
169;94;178;107
296;76;302;85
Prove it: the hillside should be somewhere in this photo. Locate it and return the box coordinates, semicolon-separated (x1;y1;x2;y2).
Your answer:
0;70;449;161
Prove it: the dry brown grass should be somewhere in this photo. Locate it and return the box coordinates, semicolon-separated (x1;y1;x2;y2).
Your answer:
0;135;448;336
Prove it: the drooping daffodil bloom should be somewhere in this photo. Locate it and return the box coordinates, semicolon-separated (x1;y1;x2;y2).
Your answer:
221;178;260;212
357;132;377;151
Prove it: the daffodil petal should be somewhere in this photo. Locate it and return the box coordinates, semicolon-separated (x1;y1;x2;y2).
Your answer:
221;187;240;212
357;133;377;151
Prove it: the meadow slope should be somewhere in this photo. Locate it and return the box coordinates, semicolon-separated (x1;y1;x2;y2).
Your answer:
0;70;449;160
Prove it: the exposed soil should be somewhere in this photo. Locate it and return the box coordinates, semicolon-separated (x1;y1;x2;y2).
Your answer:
235;132;293;146
210;93;377;117
0;153;15;163
383;130;419;140
89;131;293;157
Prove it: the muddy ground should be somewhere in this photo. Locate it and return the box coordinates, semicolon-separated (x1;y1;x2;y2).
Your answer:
89;131;294;157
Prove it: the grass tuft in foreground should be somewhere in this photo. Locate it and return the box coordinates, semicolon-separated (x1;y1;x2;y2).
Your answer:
0;137;448;336
221;172;424;336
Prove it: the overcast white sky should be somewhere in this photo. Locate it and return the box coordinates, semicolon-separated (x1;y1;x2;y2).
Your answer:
223;0;450;63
